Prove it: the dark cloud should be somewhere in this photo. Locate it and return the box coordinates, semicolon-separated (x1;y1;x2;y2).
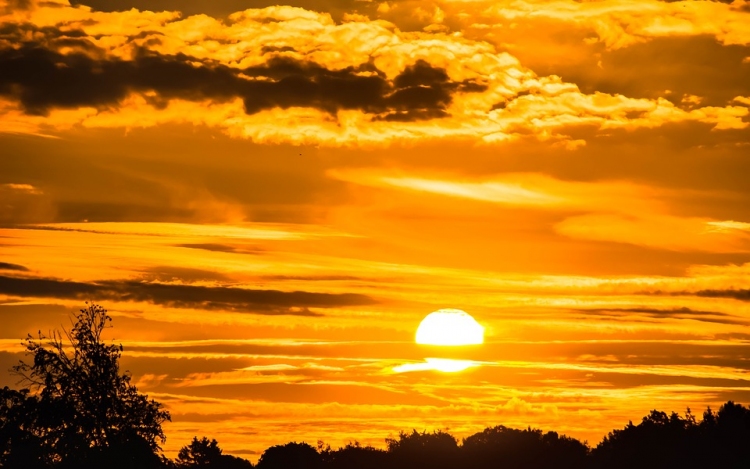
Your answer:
714;332;750;341
692;289;750;301
644;289;750;303
174;243;263;254
0;274;377;315
375;60;486;121
69;0;377;21
578;306;732;317
55;201;195;223
2;0;32;12
0;29;486;120
572;306;747;325
0;262;29;272
545;36;750;107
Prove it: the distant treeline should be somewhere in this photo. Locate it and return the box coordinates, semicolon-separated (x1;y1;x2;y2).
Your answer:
2;305;750;469
178;403;750;469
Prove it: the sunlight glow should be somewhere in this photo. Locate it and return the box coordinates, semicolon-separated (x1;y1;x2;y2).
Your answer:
415;309;484;346
392;358;477;373
380;177;559;205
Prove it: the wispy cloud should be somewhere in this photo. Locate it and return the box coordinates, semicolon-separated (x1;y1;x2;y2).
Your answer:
0;274;377;315
0;262;29;272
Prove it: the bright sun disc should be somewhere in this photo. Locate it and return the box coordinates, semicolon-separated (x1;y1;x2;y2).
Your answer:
415;309;484;346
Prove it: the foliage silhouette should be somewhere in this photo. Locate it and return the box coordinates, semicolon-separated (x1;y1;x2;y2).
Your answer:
1;303;170;468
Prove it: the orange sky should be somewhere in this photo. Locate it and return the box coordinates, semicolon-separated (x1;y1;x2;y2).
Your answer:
1;0;750;461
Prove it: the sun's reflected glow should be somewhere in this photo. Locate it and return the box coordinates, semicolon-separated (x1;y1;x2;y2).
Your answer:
416;309;484;346
392;358;477;373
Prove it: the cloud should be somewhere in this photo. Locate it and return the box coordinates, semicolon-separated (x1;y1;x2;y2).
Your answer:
331;170;750;253
0;274;377;314
174;243;264;254
1;183;42;194
136;266;233;283
534;37;750;108
691;289;750;301
572;306;748;326
70;0;370;21
329;171;664;210
470;0;750;49
1;0;31;12
57;0;750;51
0;2;747;146
20;222;328;240
0;38;484;120
0;262;29;271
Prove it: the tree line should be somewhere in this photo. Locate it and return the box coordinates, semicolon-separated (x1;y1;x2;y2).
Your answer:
2;304;749;469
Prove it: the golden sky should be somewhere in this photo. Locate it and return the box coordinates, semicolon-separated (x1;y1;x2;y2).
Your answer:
1;0;750;461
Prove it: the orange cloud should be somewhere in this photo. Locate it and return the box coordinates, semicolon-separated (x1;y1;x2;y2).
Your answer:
1;1;747;146
443;0;750;49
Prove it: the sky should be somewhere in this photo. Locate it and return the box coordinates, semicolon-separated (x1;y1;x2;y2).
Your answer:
1;0;750;461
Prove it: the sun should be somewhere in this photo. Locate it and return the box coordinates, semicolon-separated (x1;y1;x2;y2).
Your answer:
415;309;484;346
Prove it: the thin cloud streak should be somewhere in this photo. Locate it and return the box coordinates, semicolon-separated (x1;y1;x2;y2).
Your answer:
0;274;377;315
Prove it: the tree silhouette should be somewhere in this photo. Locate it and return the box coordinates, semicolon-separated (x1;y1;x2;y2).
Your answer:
320;442;388;469
176;437;253;469
386;430;459;469
0;387;48;468
177;437;224;467
462;425;588;469
705;401;750;468
1;303;170;468
591;402;750;469
256;442;321;469
592;410;696;469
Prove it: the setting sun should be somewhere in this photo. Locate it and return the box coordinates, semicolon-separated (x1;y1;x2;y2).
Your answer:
415;309;485;346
